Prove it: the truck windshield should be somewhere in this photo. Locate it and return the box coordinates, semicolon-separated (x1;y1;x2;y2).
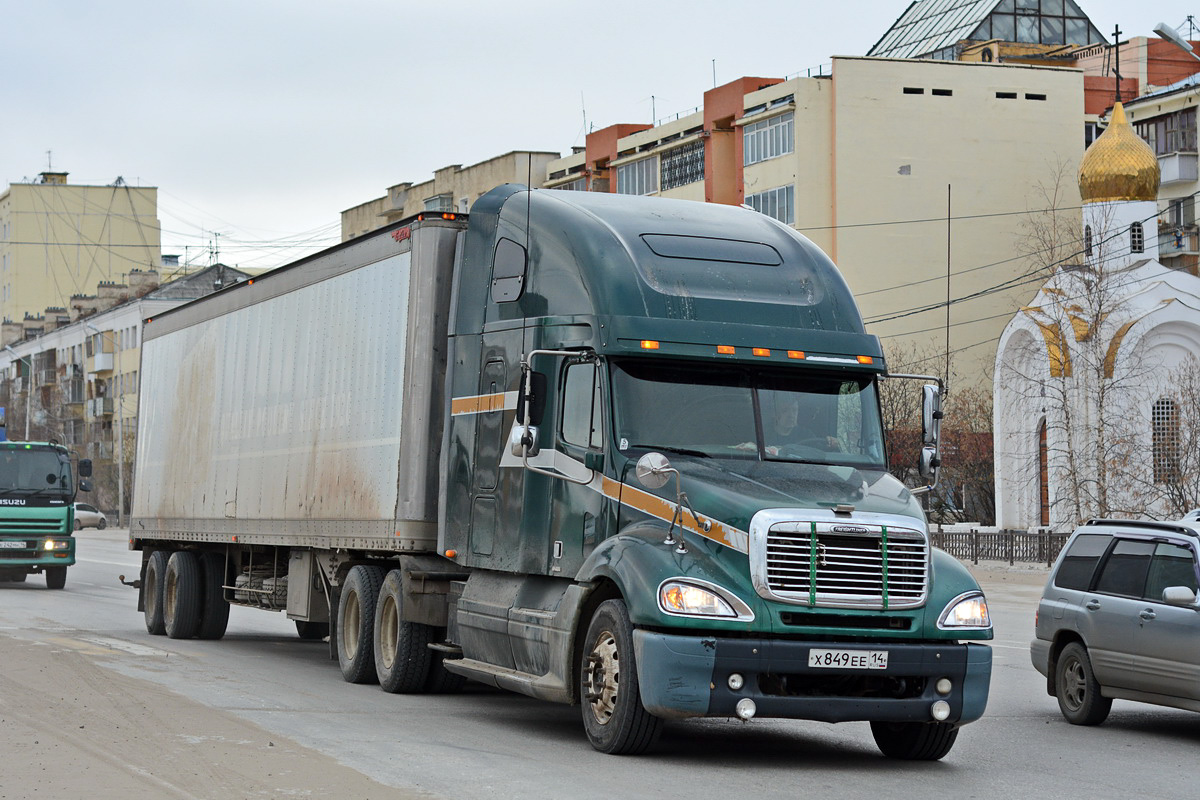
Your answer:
610;360;886;469
0;447;74;497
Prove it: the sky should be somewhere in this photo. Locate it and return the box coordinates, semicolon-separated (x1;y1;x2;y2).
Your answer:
5;0;1200;273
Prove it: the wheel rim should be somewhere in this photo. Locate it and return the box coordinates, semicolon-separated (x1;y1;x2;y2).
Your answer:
1061;655;1086;711
379;594;398;670
164;569;177;620
146;569;159;618
342;590;361;659
585;628;620;726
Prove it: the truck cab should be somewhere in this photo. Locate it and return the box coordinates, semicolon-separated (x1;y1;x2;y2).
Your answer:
439;186;992;757
0;442;92;589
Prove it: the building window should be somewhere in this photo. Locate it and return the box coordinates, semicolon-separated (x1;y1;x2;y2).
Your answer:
973;0;1103;47
746;185;795;225
743;112;794;166
1135;108;1198;156
1084;224;1093;256
423;194;453;212
616;157;659;196
1130;221;1145;254
552;178;586;192
660;140;705;191
1153;398;1181;484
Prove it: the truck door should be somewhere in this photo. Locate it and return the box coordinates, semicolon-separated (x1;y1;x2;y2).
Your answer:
547;359;611;576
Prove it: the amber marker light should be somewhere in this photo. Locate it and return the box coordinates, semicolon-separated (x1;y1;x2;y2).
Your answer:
857;355;874;364
752;348;770;357
445;549;458;558
640;340;660;350
717;345;735;355
787;350;806;360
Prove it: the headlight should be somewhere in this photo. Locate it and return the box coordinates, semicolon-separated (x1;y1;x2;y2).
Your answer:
938;591;991;629
42;539;70;551
661;582;736;617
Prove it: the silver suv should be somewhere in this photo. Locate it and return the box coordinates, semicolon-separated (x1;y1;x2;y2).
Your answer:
1032;517;1200;724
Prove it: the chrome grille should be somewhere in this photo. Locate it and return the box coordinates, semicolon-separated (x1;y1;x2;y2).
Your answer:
759;521;928;609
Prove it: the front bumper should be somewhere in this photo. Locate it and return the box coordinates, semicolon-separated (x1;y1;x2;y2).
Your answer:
0;537;76;571
633;630;991;723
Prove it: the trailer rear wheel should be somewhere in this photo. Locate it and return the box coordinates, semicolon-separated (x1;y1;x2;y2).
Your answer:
580;599;663;754
196;551;230;640
45;566;67;590
144;550;170;635
374;569;433;693
337;565;385;684
164;551;202;639
870;721;959;760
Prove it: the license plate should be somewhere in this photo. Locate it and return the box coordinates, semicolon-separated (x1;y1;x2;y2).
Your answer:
808;648;888;670
0;541;24;548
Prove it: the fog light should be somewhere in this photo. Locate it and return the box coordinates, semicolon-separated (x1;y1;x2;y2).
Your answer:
931;700;951;721
735;698;757;720
935;678;953;696
727;673;745;691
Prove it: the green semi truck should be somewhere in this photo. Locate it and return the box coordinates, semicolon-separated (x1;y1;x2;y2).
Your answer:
0;441;93;589
130;186;992;758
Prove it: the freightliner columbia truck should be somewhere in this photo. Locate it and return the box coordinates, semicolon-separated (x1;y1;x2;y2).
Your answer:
128;185;992;758
0;441;93;589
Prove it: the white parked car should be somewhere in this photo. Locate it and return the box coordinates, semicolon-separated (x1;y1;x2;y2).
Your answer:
73;502;107;530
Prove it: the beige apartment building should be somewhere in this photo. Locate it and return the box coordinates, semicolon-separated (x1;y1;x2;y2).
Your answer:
341;151;559;240
0;173;161;324
546;57;1084;387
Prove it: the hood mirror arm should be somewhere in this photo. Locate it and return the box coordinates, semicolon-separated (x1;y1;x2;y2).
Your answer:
635;452;711;554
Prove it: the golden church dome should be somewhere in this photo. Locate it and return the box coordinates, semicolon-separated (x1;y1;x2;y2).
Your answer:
1078;102;1160;203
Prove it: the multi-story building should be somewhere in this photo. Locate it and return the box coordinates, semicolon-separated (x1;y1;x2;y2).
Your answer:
0;264;248;521
341;151;559;241
0;172;161;323
547;58;1084;387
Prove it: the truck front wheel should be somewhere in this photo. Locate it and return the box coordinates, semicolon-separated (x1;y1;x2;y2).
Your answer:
164;551;202;639
144;550;170;634
580;599;663;754
45;566;67;590
337;565;385;684
373;569;433;693
870;721;959;760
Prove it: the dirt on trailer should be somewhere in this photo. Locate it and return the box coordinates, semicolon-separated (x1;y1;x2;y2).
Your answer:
0;635;428;800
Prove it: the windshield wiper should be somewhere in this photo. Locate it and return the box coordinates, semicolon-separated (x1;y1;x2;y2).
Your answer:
627;444;710;458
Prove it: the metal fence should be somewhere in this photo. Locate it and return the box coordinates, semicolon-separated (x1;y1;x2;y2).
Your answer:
929;527;1070;567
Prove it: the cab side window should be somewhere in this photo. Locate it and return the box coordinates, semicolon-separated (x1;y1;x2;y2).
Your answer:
1144;542;1199;601
1092;538;1155;598
561;362;602;450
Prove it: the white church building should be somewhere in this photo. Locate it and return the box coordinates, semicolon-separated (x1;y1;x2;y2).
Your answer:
994;102;1200;529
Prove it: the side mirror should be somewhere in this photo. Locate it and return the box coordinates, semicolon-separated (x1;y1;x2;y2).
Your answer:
509;424;540;458
1162;585;1198;606
78;458;93;478
921;384;941;446
518;370;548;427
918;445;940;480
635;452;674;490
78;479;93;493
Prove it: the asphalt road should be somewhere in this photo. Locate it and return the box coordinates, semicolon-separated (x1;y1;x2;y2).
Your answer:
2;531;1197;799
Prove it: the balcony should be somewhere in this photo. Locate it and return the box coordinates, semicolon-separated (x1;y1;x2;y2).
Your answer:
86;397;114;416
36;368;57;387
1159;152;1199;185
1159;224;1200;255
63;380;84;405
88;351;113;373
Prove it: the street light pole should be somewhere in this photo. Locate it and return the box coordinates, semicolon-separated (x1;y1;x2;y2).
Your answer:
85;324;123;527
3;345;31;440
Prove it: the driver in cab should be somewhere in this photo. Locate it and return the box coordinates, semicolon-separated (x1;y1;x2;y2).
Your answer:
739;393;841;457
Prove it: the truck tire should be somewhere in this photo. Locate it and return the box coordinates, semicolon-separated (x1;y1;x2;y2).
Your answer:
144;550;170;635
296;620;330;640
373;569;434;693
870;721;959;760
196;551;230;640
580;599;663;754
164;551;202;639
1055;641;1112;725
337;565;385;684
45;566;67;590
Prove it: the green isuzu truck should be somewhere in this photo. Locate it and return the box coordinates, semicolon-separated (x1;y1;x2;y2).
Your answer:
0;441;93;589
130;186;992;758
